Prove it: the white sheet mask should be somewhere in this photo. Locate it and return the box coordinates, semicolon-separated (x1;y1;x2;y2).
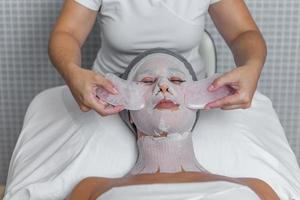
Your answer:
184;73;233;109
127;53;197;136
95;73;145;110
96;73;232;111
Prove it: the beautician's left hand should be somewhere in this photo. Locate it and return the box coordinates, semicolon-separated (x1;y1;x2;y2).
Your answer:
204;64;261;110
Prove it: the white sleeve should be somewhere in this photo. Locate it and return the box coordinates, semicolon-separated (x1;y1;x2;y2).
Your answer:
210;0;222;5
74;0;102;11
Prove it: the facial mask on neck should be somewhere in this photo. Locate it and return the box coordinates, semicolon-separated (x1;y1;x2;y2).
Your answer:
96;73;232;111
128;132;208;175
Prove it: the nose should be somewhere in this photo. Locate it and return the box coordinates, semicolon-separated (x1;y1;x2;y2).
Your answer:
154;77;173;96
159;84;169;94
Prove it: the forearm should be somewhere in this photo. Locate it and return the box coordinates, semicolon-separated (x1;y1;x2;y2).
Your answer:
229;30;267;76
48;31;82;82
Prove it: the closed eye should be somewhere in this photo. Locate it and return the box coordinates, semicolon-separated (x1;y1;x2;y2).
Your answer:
140;77;156;84
169;77;186;84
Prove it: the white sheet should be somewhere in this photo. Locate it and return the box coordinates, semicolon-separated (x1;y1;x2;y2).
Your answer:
4;85;300;200
96;181;260;200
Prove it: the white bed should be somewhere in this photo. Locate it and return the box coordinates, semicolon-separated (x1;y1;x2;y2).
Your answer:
3;85;300;200
4;32;300;200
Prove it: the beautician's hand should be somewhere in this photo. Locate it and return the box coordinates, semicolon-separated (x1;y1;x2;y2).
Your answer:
204;64;260;110
65;65;124;116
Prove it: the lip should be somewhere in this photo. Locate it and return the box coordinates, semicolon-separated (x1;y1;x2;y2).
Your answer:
154;99;179;109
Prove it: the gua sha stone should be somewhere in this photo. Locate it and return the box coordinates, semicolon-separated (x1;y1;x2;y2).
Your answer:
95;73;145;110
184;74;233;110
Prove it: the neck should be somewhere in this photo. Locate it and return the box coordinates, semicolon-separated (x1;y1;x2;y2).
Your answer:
128;132;208;175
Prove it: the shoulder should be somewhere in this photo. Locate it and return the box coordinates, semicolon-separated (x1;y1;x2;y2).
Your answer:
238;177;280;200
68;177;111;200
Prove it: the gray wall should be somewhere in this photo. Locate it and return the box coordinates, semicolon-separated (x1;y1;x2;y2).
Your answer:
0;0;299;184
206;0;300;162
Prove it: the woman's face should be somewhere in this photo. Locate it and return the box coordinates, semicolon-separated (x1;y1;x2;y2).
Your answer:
129;53;197;137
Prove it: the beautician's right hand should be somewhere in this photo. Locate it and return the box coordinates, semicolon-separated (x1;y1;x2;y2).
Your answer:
65;64;124;116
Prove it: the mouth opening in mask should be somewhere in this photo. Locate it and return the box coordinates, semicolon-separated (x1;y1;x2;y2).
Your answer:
154;99;179;110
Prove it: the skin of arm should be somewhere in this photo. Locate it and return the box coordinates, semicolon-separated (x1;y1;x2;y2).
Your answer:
206;0;267;110
48;0;97;82
48;0;123;115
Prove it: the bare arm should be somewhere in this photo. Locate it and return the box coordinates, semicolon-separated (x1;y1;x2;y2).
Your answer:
209;0;267;76
48;0;123;115
48;0;97;82
205;0;267;110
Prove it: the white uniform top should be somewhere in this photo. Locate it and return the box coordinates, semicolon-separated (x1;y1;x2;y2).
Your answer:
74;0;222;79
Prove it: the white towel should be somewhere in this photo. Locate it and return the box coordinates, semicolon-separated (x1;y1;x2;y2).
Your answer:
97;181;260;200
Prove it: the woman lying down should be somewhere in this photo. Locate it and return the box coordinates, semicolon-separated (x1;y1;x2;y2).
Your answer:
68;49;279;200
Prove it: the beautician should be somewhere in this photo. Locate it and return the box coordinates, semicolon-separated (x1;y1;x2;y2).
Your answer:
48;0;267;114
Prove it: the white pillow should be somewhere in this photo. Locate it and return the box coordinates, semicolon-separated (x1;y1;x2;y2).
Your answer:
4;85;300;200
